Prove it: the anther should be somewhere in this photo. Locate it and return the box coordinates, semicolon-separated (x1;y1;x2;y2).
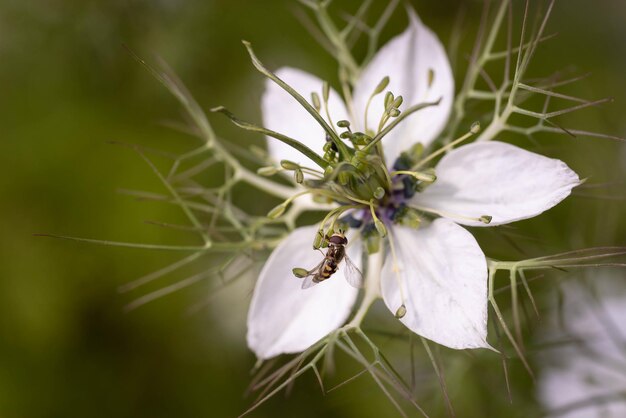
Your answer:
311;92;321;112
340;131;353;139
395;304;407;319
388;108;401;117
267;203;287;219
374;76;390;94
373;187;385;200
313;229;325;249
257;166;279;176
392;170;436;183
427;69;435;88
292;268;309;278
374;220;387;238
364;76;390;132
384;91;394;108
322;81;330;102
280;160;299;170
294;168;304;184
413;205;494;225
391;95;403;109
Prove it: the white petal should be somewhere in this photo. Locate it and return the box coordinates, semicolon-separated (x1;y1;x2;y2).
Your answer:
247;225;361;359
538;272;626;417
381;220;490;349
416;141;581;227
352;9;454;166
261;67;349;166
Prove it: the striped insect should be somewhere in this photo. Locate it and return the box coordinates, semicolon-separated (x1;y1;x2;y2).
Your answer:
300;232;363;289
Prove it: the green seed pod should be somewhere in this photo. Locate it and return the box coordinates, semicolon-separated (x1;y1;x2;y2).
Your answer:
395;304;407;319
280;160;299;170
294;168;304;184
267;203;286;219
292;268;309;278
373;76;390;94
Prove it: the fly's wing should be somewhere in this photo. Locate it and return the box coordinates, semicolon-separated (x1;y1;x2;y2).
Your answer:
301;261;324;290
343;254;364;288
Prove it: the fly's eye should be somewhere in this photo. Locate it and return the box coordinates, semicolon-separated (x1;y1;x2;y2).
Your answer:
329;236;343;245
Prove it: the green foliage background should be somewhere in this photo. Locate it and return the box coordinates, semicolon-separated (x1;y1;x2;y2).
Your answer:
0;0;624;417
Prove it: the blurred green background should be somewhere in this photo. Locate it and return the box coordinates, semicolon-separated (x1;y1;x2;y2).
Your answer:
1;0;624;417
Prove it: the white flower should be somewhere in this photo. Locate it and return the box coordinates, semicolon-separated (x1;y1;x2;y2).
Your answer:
247;9;580;359
538;272;626;418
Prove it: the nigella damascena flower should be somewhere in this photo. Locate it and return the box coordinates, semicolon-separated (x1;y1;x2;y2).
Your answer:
247;9;580;360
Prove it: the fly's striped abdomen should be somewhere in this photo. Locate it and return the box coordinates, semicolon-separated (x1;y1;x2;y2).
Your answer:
314;258;338;283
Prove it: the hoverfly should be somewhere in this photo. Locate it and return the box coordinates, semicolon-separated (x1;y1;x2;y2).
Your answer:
300;231;364;289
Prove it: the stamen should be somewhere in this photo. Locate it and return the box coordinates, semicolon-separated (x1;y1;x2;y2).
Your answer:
280;160;300;170
387;227;407;313
362;99;443;154
377;94;403;133
337;120;351;130
312;229;325;249
322;82;338;135
318;205;361;239
279;160;324;179
294;168;304;184
256;166;280;176
311;92;321;112
413;204;492;224
368;200;387;237
427;68;435;88
266;189;313;219
364;76;390;132
412;122;481;170
384;91;394;108
391;170;437;183
267;203;287;219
